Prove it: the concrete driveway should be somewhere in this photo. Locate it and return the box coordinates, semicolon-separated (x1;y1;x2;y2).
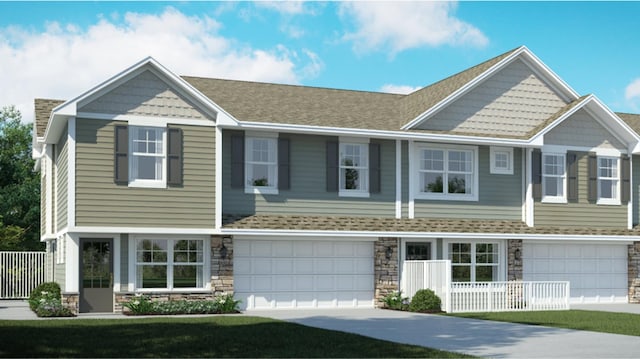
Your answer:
252;308;640;358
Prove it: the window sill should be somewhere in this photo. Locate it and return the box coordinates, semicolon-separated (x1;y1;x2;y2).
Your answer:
490;168;513;175
134;288;211;293
415;193;478;202
339;190;370;198
128;180;167;189
245;187;279;195
541;197;567;204
597;199;621;206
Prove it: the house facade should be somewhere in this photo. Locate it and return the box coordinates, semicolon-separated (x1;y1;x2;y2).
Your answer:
33;46;640;314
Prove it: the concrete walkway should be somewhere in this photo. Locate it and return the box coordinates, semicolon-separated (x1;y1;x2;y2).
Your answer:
252;308;640;358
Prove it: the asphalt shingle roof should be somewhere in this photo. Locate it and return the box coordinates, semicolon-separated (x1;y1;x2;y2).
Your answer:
34;98;64;138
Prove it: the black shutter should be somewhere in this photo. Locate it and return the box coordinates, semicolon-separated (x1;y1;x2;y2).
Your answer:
567;152;578;202
326;140;338;192
369;142;381;194
278;137;290;190
231;133;245;189
167;128;183;186
587;152;598;202
532;149;541;200
114;125;128;184
622;155;631;204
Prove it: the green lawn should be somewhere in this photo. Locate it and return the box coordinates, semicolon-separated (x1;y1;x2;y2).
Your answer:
449;310;640;336
0;316;472;358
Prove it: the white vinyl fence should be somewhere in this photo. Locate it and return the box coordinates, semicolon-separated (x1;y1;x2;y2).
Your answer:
401;260;570;313
0;251;48;299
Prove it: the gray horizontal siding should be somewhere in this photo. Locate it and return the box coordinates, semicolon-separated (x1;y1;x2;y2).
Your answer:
634;155;640;226
222;132;396;217
56;127;68;231
413;146;523;220
534;152;627;228
75;119;216;228
120;234;128;287
54;262;65;292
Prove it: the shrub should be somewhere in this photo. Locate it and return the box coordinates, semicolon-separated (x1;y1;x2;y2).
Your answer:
28;282;74;317
408;289;442;313
381;290;409;311
214;292;241;313
28;282;62;311
122;293;241;315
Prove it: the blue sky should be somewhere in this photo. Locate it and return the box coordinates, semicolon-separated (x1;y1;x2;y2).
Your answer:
2;1;640;123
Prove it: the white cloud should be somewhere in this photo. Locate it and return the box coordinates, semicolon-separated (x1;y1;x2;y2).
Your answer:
379;84;422;95
625;78;640;100
255;1;307;15
339;1;488;55
0;7;317;123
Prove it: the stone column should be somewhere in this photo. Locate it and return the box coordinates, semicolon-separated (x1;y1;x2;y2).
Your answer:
374;237;399;307
61;292;79;315
628;242;640;303
507;239;523;281
211;235;234;295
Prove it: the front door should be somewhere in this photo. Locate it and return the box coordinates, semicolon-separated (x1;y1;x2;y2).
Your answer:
79;238;113;313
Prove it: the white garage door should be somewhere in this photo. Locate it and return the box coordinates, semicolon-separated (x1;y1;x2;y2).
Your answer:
234;239;375;310
523;242;628;303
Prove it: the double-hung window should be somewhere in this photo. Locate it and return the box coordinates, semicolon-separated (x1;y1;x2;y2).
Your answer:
130;126;166;187
542;153;566;202
598;156;619;204
490;146;514;175
135;238;206;290
339;143;369;196
448;242;501;282
245;137;278;193
417;145;477;200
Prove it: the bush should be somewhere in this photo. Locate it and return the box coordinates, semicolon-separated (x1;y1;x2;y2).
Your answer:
123;293;241;315
28;282;74;317
381;290;409;311
28;282;62;311
408;289;442;313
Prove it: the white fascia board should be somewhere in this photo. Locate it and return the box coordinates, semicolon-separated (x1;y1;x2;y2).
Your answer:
401;46;580;131
69;226;218;235
229;121;532;147
220;228;640;241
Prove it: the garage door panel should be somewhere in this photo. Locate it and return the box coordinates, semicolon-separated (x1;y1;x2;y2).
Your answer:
336;259;354;272
314;242;333;256
356;243;374;257
355;275;374;290
316;275;335;290
253;242;272;256
315;259;334;273
295;259;314;274
295;276;314;290
253;259;272;274
523;242;627;304
234;259;252;275
335;243;355;257
254;277;274;291
355;258;374;273
336;276;354;290
235;241;252;256
274;259;293;274
294;242;314;256
274;276;294;291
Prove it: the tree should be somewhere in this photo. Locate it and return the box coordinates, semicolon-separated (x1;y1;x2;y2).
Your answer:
0;105;42;250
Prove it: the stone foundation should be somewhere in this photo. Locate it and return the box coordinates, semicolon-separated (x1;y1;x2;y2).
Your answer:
211;235;234;295
374;237;399;307
507;239;523;281
61;292;79;315
628;242;640;303
115;292;216;313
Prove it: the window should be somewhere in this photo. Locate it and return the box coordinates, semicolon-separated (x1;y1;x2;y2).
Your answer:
417;145;477;200
406;242;432;260
135;239;205;290
130;126;165;187
448;242;500;282
598;157;619;204
245;137;278;193
542;153;566;202
339;143;369;196
490;147;513;175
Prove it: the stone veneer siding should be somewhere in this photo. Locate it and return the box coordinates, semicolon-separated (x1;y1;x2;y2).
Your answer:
211;235;234;294
629;241;640;303
507;239;523;281
115;292;215;313
62;292;79;315
374;237;399;307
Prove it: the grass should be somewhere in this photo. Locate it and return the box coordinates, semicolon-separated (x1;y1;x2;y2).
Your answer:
448;310;640;337
0;316;472;358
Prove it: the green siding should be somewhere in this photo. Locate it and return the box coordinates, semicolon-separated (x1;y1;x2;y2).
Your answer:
413;146;523;220
120;234;128;287
222;132;396;217
75;119;216;228
54;261;65;292
535;152;627;228
634;155;640;226
56;126;68;231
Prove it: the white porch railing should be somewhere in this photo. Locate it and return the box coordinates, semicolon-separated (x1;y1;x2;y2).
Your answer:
450;281;570;312
0;251;48;299
401;260;570;313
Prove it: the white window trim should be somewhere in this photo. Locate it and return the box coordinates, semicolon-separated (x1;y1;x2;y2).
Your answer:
443;240;505;282
597;156;621;206
128;125;167;189
490;146;514;175
244;136;279;195
339;142;370;198
414;143;479;201
400;238;435;263
541;152;567;204
128;235;211;292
